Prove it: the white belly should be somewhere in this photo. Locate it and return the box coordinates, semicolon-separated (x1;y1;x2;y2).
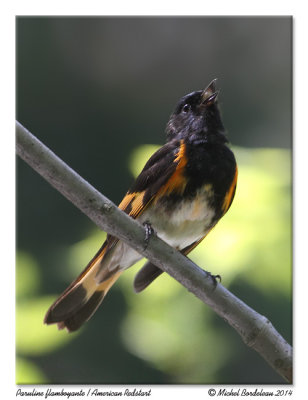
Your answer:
139;186;215;250
108;186;215;272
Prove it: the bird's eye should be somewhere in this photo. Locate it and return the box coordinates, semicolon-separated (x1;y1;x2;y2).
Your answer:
182;104;191;113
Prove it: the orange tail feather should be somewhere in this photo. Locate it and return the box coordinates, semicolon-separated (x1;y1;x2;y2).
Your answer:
44;243;122;332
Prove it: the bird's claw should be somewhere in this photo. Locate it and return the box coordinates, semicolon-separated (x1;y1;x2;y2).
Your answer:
143;221;154;250
208;272;222;287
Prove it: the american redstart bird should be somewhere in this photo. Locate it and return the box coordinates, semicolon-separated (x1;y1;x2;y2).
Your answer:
44;79;237;332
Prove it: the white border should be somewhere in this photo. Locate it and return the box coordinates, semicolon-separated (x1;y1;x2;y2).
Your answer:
2;1;307;398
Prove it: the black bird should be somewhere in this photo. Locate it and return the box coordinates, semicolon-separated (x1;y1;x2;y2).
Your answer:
45;79;238;332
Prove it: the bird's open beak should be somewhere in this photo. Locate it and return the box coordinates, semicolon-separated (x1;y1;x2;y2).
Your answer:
201;78;219;104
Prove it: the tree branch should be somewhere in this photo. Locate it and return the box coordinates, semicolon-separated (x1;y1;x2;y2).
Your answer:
16;121;292;383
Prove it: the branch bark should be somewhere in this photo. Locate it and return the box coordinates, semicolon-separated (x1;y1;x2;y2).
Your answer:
16;121;292;383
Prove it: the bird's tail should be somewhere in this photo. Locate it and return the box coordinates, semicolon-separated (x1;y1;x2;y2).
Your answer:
44;243;122;332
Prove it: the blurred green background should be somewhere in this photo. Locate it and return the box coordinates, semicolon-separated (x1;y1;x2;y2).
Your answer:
16;17;292;384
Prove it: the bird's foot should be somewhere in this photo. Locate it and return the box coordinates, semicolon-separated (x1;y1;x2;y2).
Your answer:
143;221;155;250
208;272;222;287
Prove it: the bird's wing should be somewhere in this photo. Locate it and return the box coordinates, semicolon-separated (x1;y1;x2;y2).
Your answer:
100;138;186;256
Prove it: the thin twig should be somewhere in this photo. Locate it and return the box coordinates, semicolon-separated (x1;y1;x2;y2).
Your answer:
16;121;292;383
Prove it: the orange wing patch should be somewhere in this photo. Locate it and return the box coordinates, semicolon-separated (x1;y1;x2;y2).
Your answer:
222;165;238;214
97;190;150;272
118;190;147;219
118;192;135;212
101;141;189;266
155;140;188;201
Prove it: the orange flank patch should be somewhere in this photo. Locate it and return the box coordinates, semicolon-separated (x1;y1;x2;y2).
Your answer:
222;165;238;214
156;140;188;200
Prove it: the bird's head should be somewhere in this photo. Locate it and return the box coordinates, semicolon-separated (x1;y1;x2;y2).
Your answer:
166;79;226;143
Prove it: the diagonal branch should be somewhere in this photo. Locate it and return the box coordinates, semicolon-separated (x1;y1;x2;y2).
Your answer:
16;121;292;383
